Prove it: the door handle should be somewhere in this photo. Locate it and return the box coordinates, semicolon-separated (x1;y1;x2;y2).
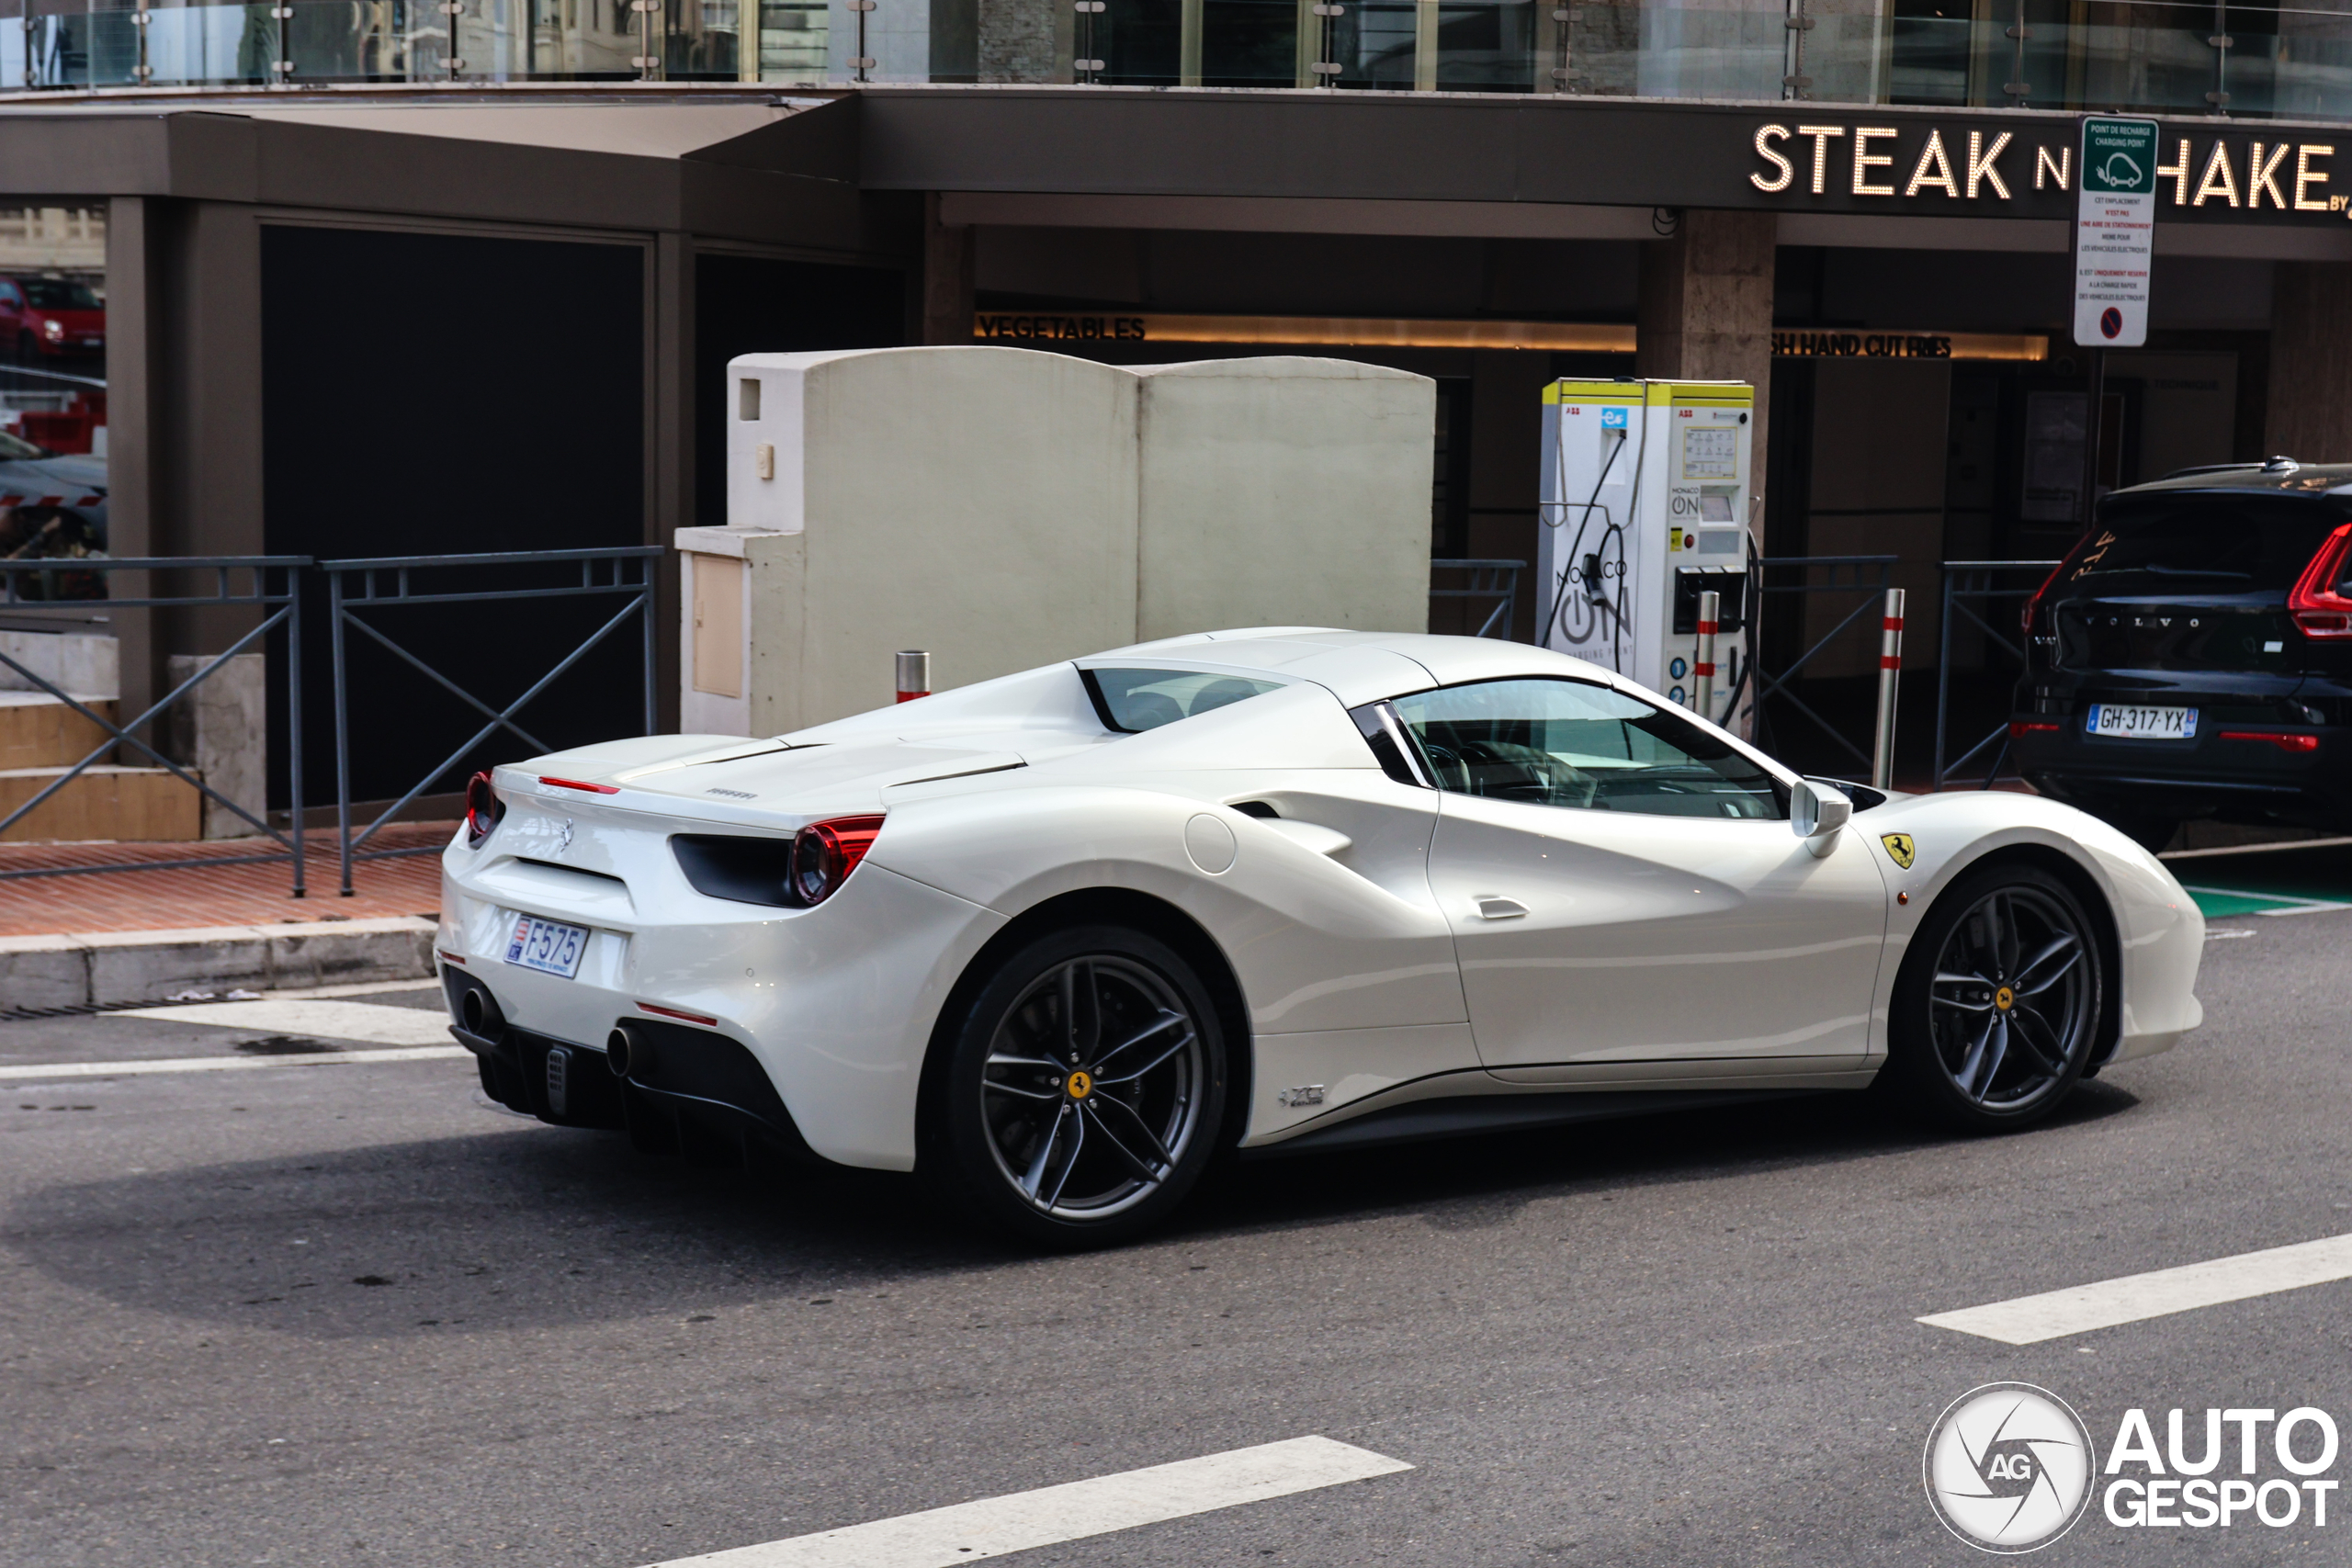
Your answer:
1475;897;1529;920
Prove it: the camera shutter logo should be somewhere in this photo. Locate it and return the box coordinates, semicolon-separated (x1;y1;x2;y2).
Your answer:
1924;1382;2098;1552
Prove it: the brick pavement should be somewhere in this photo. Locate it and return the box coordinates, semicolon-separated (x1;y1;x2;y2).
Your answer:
0;823;451;937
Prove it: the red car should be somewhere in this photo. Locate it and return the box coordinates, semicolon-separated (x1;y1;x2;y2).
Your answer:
0;276;103;360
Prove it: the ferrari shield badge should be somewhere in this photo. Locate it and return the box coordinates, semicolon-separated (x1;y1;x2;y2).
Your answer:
1881;832;1917;870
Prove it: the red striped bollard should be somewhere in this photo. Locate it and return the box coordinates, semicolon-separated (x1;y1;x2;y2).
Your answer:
896;649;931;703
1693;589;1720;721
1872;589;1905;791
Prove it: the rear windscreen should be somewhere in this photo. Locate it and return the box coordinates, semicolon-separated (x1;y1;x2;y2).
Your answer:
2066;496;2348;593
1081;668;1283;733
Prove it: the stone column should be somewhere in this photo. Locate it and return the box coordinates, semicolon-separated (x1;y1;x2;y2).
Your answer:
2267;263;2352;462
922;192;974;346
1636;208;1777;513
1637;208;1777;738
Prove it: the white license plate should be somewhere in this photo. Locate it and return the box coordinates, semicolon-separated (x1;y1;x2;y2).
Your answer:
504;914;589;978
2086;703;2199;740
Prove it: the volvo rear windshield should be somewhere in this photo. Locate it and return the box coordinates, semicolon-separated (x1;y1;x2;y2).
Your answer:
1080;667;1283;733
2064;495;2349;594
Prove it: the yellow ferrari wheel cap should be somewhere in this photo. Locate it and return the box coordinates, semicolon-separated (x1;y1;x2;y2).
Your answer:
1995;986;2014;1011
1882;832;1917;870
1065;1070;1092;1100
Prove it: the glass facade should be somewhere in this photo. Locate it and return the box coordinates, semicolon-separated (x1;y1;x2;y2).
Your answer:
0;0;2346;115
0;0;828;84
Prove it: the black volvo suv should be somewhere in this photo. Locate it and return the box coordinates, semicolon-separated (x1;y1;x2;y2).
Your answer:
2010;458;2352;850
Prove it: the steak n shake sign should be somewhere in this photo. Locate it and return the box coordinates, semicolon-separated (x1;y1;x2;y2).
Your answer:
1740;116;2346;223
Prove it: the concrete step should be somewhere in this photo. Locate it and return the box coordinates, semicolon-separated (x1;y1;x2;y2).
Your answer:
0;917;435;1011
0;628;119;699
0;690;118;770
0;764;202;842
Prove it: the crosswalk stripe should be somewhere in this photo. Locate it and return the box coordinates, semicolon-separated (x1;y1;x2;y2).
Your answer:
1918;1233;2352;1344
0;1045;470;1080
115;998;457;1045
645;1436;1413;1568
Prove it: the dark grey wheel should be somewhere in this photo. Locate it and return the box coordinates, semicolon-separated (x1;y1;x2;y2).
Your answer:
1888;864;2105;1130
927;925;1227;1247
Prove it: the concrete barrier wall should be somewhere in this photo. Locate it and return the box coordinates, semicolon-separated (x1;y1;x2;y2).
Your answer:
694;345;1433;733
1135;357;1435;642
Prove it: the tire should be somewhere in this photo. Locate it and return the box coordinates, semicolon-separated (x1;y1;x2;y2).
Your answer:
1883;863;2106;1133
923;924;1228;1248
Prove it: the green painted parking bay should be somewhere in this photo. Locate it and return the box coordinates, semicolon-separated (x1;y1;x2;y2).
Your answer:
2161;838;2352;919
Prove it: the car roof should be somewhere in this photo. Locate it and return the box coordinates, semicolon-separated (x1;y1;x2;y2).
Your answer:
2117;460;2352;500
1087;627;1618;705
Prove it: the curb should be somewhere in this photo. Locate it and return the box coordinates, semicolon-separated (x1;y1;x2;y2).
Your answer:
0;917;437;1010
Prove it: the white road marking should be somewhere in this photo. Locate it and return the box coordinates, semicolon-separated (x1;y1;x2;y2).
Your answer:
0;1045;469;1081
115;998;455;1045
2161;834;2352;861
1918;1233;2352;1344
240;978;443;1001
2175;885;2352;918
646;1435;1413;1568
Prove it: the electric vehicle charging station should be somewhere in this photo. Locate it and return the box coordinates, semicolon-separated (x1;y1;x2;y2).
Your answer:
1537;379;1755;727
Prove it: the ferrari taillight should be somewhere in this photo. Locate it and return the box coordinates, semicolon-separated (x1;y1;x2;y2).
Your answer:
464;771;505;848
2288;522;2352;639
786;814;886;907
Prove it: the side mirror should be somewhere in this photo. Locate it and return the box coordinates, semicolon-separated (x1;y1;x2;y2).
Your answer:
1792;780;1852;857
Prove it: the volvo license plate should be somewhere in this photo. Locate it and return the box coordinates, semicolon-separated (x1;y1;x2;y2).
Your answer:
2086;703;2198;740
504;914;589;978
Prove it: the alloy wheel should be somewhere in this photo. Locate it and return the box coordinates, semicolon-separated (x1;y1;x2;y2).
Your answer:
1927;885;2096;1111
978;955;1207;1221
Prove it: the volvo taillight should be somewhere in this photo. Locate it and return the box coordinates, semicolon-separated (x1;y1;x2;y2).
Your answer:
2288;522;2352;639
786;814;886;907
463;771;505;848
2021;536;2093;639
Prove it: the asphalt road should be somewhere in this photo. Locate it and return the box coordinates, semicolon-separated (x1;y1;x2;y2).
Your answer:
6;911;2349;1568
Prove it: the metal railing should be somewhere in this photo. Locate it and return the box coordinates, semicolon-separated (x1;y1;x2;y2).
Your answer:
1932;559;2062;792
1430;558;1524;639
322;547;662;897
1743;554;1897;778
0;555;310;893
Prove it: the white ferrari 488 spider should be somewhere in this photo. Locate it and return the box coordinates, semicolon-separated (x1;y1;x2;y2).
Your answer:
438;629;2202;1245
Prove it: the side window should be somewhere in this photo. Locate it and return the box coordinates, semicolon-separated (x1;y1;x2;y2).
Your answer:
1388;678;1787;819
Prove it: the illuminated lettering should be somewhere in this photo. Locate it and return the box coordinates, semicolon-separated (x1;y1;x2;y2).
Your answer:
2158;138;2192;205
1905;129;1959;197
2193;141;2241;207
1796;125;1846;196
1852;127;1898;196
1968;130;2014;199
1751;123;1794;193
2298;144;2335;210
2248;141;2290;209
